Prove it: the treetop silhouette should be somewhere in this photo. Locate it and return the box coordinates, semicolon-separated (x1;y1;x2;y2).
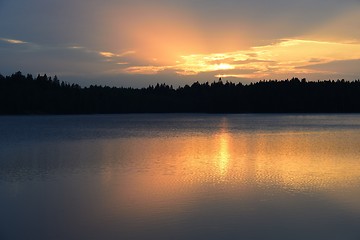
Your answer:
1;72;360;114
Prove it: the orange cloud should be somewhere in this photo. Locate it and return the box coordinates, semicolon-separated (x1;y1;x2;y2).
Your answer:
0;37;27;44
119;39;360;79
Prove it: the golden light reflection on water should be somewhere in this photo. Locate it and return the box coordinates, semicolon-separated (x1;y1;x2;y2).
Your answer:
217;131;230;177
214;118;231;178
4;116;360;239
100;126;360;216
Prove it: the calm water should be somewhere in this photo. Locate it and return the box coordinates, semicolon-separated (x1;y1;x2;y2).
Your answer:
1;114;360;240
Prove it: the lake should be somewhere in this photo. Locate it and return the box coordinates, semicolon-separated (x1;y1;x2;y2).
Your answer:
1;114;360;240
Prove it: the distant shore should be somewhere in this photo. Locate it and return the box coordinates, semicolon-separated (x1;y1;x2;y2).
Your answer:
1;72;360;114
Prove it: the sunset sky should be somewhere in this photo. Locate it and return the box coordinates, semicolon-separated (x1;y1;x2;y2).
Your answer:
1;0;360;87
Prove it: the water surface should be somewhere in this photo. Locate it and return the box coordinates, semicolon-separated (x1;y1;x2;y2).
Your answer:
1;114;360;240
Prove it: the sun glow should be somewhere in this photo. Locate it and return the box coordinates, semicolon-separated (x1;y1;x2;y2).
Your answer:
119;39;360;79
213;63;235;71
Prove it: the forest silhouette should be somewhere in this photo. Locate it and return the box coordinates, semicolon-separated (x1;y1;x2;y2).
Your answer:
1;71;360;114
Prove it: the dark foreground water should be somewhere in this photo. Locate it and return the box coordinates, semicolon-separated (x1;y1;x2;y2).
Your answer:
1;114;360;240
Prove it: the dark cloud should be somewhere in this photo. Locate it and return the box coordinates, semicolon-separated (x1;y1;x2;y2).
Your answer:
0;41;117;76
297;59;360;75
308;58;325;63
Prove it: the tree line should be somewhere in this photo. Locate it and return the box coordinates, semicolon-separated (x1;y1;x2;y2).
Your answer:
1;71;360;114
